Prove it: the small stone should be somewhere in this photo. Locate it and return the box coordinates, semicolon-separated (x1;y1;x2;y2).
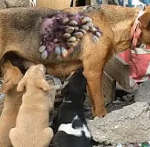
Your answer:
92;35;99;43
67;42;76;47
69;20;78;25
62;18;69;24
116;143;123;147
74;27;79;31
65;27;75;33
53;38;59;43
86;22;93;27
63;33;71;39
95;32;101;38
74;32;83;39
67;36;77;42
81;25;89;31
81;17;92;24
87;6;95;11
39;45;46;53
41;50;48;59
89;27;97;32
79;29;87;34
55;46;61;55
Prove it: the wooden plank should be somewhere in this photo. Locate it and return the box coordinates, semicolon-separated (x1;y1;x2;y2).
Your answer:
72;0;77;7
103;71;116;105
85;0;91;5
36;0;72;9
90;0;109;4
104;56;130;90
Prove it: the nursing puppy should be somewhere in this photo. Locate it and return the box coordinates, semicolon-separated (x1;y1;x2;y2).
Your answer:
52;67;95;147
9;64;59;147
0;61;23;147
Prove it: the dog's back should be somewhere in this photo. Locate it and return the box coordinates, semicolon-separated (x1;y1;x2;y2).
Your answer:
52;67;94;147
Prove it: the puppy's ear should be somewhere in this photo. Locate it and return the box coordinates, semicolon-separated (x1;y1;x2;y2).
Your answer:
61;85;68;97
1;80;13;94
1;64;23;94
51;85;62;91
139;12;150;27
17;79;26;92
37;79;51;91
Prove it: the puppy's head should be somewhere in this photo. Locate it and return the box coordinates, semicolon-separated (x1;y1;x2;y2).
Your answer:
62;67;87;104
1;60;23;94
17;64;50;92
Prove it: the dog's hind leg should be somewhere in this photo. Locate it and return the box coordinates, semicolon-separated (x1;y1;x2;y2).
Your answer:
10;127;53;147
9;128;23;147
36;127;54;147
82;36;113;117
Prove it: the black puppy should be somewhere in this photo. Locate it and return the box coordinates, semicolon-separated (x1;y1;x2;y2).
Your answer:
52;67;98;147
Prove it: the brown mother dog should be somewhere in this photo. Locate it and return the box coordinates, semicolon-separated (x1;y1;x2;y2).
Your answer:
0;5;149;117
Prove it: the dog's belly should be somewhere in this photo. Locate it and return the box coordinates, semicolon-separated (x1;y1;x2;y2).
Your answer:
45;60;82;77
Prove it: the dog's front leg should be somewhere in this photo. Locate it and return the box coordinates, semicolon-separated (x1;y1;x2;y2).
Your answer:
83;68;107;117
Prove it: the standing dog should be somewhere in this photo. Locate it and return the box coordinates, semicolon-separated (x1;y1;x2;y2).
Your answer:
0;5;150;117
9;64;59;147
0;61;23;147
52;67;95;147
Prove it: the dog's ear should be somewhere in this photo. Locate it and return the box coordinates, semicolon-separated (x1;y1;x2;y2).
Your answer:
1;67;23;94
139;12;150;27
1;79;13;94
61;85;68;97
17;79;26;92
37;79;51;91
51;85;62;91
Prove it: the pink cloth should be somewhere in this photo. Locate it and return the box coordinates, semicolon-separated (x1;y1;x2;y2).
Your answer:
118;45;150;82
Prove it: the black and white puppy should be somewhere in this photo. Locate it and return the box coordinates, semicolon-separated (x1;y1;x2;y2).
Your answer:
52;67;98;147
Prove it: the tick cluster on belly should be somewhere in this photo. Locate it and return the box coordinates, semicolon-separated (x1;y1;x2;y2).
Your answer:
39;12;102;60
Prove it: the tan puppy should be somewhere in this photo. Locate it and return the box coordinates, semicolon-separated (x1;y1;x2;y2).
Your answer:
0;61;23;147
9;64;58;147
1;5;150;117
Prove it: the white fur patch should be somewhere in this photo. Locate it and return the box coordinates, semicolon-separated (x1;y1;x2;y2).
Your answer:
58;115;91;138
